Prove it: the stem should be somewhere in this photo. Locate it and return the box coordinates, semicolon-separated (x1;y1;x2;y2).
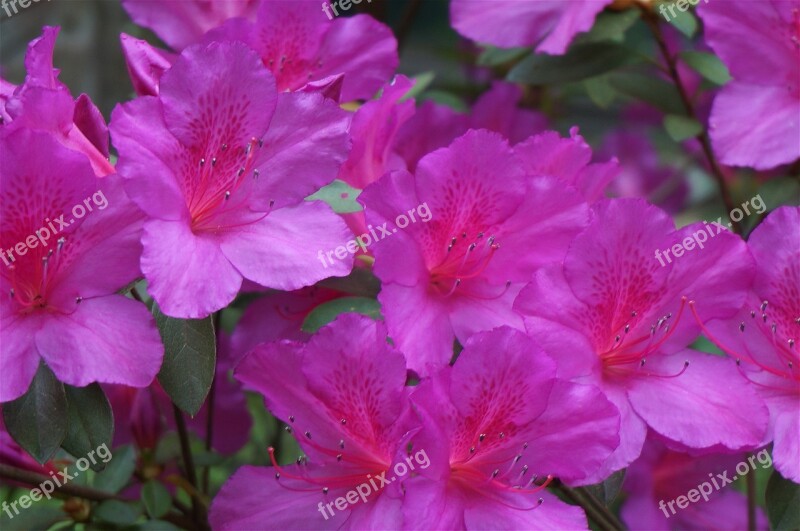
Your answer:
642;10;743;234
173;404;206;528
746;468;756;531
202;377;217;495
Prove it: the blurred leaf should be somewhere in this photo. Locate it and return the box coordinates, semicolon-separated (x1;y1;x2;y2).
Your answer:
61;384;113;472
667;8;699;38
680;51;732;86
138;520;182;531
575;10;642;44
664;115;703;142
318;267;381;298
401;71;436;101
584;75;616;108
2;363;67;464
609;72;684;114
141;481;172;519
302;297;382;333
93;500;141;526
307;180;363;214
510;43;638;85
0;502;65;530
420;90;468;112
93;445;136;494
765;469;800;530
154;304;216;416
583;469;626;506
757;177;800;210
477;46;530;67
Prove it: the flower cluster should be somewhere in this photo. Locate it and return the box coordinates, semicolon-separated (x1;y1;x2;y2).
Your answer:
0;0;797;530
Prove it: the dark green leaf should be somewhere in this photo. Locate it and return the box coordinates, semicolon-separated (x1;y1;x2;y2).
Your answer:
302;297;382;333
584;75;616;109
2;363;67;464
141;481;172;519
509;43;638;86
664;115;703;142
93;444;136;494
667;8;698;38
306;180;363;214
766;469;800;530
0;502;65;530
680;51;732;86
757;177;800;210
92;500;141;526
138;520;182;531
318;267;381;298
574;10;642;45
583;469;626;506
609;72;684;114
61;384;113;471
477;46;530;67
154;304;216;416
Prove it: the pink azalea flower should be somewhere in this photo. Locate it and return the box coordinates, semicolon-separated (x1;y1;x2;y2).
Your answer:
0;129;163;402
697;0;800;169
121;0;260;51
513;199;769;478
210;314;414;529
119;33;176;98
450;0;614;55
359;129;589;375
701;206;800;483
403;327;620;529
110;41;353;318
621;437;768;531
2;27;114;177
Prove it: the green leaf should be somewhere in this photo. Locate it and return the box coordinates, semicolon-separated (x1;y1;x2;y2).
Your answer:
574;10;642;45
680;51;732;86
61;384;113;471
757;177;800;210
138;520;182;531
93;444;136;494
302;296;382;333
92;500;141;526
154;304;216;416
477;46;530;67
2;363;67;464
509;43;638;86
584;75;616;109
766;469;800;530
141;481;172;519
0;502;65;530
318;267;381;298
306;180;363;214
401;71;436;101
583;469;626;506
666;7;699;38
664;115;703;142
609;72;684;114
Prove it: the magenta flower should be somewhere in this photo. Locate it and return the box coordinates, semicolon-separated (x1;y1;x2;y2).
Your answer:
210;314;414;529
451;0;613;55
514;199;769;477
121;0;260;51
119;33;176;98
0;129;163;402
205;0;398;102
403;327;620;528
2;27;114;177
110;41;353;318
697;0;800;169
359;129;589;375
701;206;800;483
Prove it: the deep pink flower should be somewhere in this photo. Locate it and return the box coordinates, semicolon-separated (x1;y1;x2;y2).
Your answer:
514;199;769;478
0;129;163;402
701;206;800;483
2;27;114;177
403;327;620;528
210;314;414;529
119;33;176;98
451;0;613;55
621;437;768;531
697;0;800;169
359;129;589;375
110;41;353;318
121;0;260;51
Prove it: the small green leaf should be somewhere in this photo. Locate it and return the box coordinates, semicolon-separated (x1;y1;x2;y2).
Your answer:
666;7;699;38
583;469;626;506
92;500;141;526
401;72;436;102
61;384;113;471
93;444;136;493
574;10;642;45
509;43;638;86
302;297;382;333
154;304;216;416
584;75;616;109
141;480;172;519
138;520;183;531
306;180;363;214
318;267;380;298
680;51;732;86
664;114;704;142
766;469;800;530
2;363;67;464
609;72;684;114
477;46;530;67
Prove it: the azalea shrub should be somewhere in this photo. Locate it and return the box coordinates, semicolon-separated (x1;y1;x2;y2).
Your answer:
1;0;799;530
